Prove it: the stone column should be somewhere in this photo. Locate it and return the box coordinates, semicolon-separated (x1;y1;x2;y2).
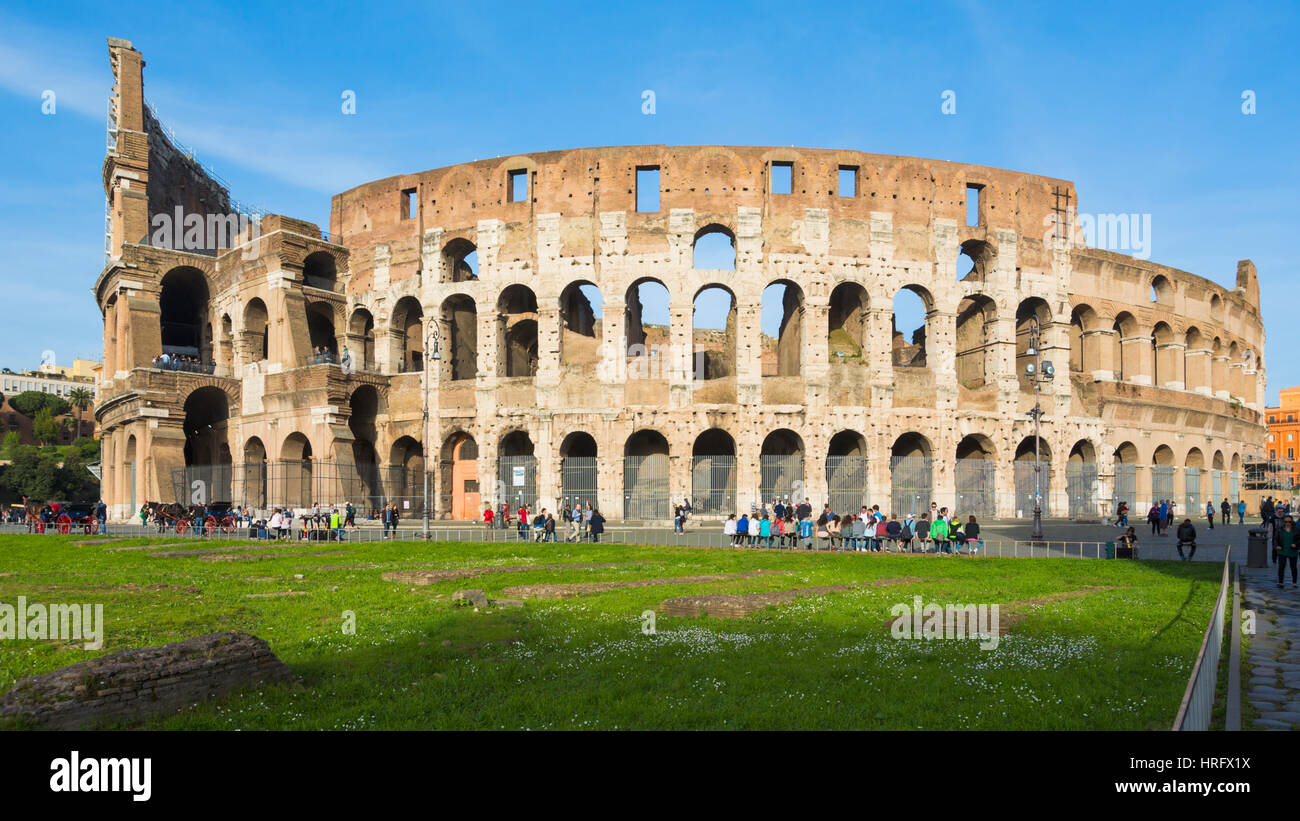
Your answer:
1085;328;1115;380
668;301;693;407
1120;335;1154;384
1185;347;1212;395
1157;341;1186;390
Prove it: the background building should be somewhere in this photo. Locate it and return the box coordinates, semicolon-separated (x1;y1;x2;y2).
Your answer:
1264;386;1300;493
93;38;1268;521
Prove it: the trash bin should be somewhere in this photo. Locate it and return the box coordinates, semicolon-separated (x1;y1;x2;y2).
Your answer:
1105;540;1115;559
1248;528;1269;568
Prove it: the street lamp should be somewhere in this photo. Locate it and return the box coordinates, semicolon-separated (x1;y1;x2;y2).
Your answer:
421;323;441;541
1025;316;1055;542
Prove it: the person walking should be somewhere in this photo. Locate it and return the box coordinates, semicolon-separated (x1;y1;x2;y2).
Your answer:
588;509;605;543
1221;498;1231;527
1237;498;1247;525
1206;500;1215;529
96;499;108;535
1275;515;1299;589
1148;503;1161;536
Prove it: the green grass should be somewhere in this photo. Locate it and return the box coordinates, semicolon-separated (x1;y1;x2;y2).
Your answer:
0;533;1221;730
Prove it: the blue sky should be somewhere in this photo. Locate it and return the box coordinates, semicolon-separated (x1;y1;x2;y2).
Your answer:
0;0;1295;403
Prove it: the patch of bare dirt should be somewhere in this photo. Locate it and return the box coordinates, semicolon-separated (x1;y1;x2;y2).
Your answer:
244;591;308;598
382;561;653;586
500;570;789;600
661;577;939;618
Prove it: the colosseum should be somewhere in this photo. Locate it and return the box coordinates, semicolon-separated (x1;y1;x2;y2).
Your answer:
94;38;1267;523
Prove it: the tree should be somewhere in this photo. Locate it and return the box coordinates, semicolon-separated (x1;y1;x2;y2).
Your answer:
0;431;18;459
67;387;93;436
9;391;71;419
32;408;59;446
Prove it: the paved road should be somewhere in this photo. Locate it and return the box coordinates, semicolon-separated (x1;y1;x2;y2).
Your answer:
1241;563;1300;730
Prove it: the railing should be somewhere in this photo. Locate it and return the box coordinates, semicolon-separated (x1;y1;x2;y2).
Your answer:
1172;548;1232;731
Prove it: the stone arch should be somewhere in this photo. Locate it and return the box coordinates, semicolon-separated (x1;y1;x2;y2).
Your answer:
1149;273;1172;304
624;277;670;360
1066;439;1099;519
443;237;478;282
956;293;997;387
956;239;995;282
692;224;736;271
559;281;604;367
440;294;478;381
440;431;479;520
243;298;269;362
1112;311;1139;382
1152;321;1174;387
827;429;869;515
348;385;382;506
955;433;996;517
306;301;338;361
303;251;338;290
890;432;933;516
278;431;314;509
242;436;268;509
392;296;424;373
625;429;670;519
891;285;933;368
348;307;375;370
159;266;211;359
691;428;736;514
692;283;737;381
1015;297;1053;392
498;285;538;378
559;431;599;510
759;429;804;505
828;282;870;364
1070;304;1100;374
762;280;805;377
1014;435;1052;516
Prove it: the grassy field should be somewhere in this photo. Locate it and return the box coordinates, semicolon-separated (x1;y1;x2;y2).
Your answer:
0;532;1221;730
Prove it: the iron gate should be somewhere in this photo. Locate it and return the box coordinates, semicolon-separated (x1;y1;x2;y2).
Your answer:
691;455;736;514
825;455;868;516
1013;461;1050;517
1066;461;1099;520
560;456;599;510
624;454;669;519
954;458;995;518
890;455;933;517
759;454;805;508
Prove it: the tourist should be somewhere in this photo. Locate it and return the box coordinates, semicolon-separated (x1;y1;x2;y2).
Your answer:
885;515;902;551
1157;499;1169;535
331;506;345;541
345;502;356;528
1118;526;1139;558
588;509;605;543
796;497;812;521
900;514;916;552
1221;498;1231;527
797;513;814;550
1274;516;1298;589
96;499;108;535
826;514;841;550
964;515;982;555
1205;500;1215;529
724;514;738;545
1176;518;1197;561
759;513;772;548
673;505;685;534
916;514;932;552
1115;500;1129;527
931;514;951;555
774;513;787;548
269;508;283;539
544;512;556;542
1147;503;1161;536
816;513;830;550
517;505;530;541
1237;499;1247;525
736;513;750;546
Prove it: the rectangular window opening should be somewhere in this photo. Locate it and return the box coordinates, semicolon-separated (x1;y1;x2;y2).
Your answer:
966;183;983;227
401;188;417;220
838;165;857;198
771;161;792;195
508;169;528;203
636;166;660;212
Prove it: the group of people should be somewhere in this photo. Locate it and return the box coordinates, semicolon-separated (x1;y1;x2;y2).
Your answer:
310;347;339;365
150;352;215;373
722;498;982;555
484;502;606;542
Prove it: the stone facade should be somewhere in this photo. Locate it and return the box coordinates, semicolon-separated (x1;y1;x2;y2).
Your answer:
93;38;1267;523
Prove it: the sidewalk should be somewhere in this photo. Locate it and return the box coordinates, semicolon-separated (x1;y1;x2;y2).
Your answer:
1240;563;1300;730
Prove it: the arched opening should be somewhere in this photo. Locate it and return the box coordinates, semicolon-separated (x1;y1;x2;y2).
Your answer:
439;295;477;381
891;286;931;367
828;283;869;364
159;266;210;359
692;285;737;382
218;314;233;373
1149;274;1171;304
1112;312;1138;382
348;385;382;510
242;436;267;509
1211;450;1226;507
1015;298;1052;394
955;434;996;517
498;285;538;378
1070;304;1100;375
624;278;670;378
1230;452;1242;502
303;251;338;291
624;429;670;519
1184;327;1208;393
559;282;604;367
692;224;736;271
243;298;269;362
1152;322;1174;387
692;428;737;514
1066;440;1098;520
761;281;805;377
956;239;994;282
759;429;805;506
1151;444;1177;506
123;435;138;512
1184;446;1205;516
826;430;868;514
392;296;424;373
559;431;599;509
441;432;479;520
499;430;537;509
890;433;933;516
348;308;375;371
956;294;996;388
389;436;424;514
306;302;337;362
443;238;478;282
1114;441;1139;512
1014;436;1052;517
182;386;230;471
1211;337;1226;395
279;432;313;509
1209;293;1223;322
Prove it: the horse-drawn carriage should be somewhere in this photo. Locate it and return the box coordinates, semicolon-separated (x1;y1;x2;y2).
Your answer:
147;501;239;535
23;499;99;534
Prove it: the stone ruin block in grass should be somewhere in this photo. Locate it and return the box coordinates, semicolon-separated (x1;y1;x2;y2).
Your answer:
0;632;298;729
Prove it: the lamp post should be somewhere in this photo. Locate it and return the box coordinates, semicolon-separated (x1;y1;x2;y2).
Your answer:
421;323;441;541
1024;316;1055;542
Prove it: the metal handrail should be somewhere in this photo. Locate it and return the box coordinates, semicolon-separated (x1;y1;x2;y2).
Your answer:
1172;547;1232;731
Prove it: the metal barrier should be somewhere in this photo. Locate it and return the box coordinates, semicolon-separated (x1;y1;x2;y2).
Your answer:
890;455;932;517
692;455;736;514
1172;548;1231;730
